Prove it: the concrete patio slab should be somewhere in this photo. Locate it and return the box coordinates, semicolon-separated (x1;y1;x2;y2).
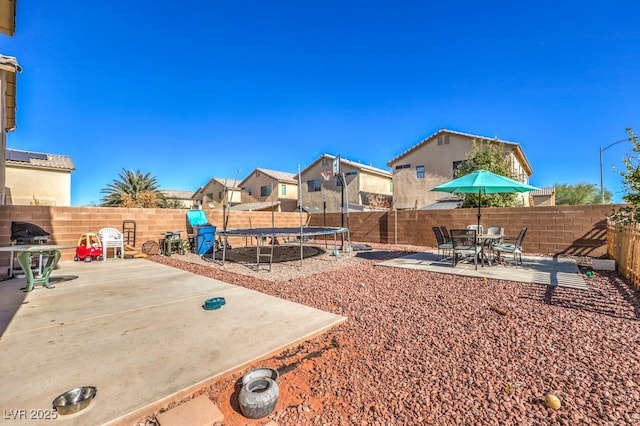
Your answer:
377;251;588;290
0;259;346;425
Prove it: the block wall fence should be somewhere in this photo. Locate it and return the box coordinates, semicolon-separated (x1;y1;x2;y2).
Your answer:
0;204;619;271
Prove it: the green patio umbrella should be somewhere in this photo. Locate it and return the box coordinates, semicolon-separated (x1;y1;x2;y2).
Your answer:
431;169;539;231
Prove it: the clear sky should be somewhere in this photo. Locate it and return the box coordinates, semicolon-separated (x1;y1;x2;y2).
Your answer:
3;0;639;206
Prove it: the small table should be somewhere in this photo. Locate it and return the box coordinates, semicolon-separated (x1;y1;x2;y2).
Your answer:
476;234;503;266
0;245;76;291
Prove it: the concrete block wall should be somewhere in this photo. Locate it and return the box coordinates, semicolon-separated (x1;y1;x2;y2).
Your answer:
0;203;617;273
308;204;619;257
0;206;309;270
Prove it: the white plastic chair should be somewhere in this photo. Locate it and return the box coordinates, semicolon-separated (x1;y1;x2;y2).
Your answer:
98;227;124;260
466;224;483;235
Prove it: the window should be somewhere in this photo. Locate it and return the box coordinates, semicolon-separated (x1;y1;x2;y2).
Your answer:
205;193;213;202
453;160;466;173
438;135;450;145
280;184;286;195
307;179;322;192
260;185;272;197
416;165;425;178
395;164;411;170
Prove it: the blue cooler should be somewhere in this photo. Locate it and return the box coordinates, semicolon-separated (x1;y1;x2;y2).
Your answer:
186;210;217;255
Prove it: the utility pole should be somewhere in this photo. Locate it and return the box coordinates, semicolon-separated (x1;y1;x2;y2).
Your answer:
599;137;632;204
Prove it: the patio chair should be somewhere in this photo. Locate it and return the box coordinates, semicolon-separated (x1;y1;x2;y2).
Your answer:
432;226;452;260
98;227;124;260
440;226;452;244
491;227;527;268
466;224;483;235
450;228;483;270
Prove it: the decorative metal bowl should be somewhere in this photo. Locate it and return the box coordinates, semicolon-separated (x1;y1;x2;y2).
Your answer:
52;386;96;415
242;367;279;386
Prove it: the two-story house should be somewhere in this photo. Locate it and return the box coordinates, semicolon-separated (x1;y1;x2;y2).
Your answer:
388;129;533;210
237;168;299;212
192;177;242;210
299;154;392;213
4;148;75;206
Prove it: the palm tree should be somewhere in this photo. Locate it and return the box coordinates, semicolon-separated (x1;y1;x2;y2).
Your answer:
100;169;166;207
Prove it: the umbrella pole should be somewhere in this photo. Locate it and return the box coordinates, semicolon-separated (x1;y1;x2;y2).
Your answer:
477;188;481;232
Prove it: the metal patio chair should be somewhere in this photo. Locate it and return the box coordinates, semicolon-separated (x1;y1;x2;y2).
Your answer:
450;228;483;270
491;227;527;268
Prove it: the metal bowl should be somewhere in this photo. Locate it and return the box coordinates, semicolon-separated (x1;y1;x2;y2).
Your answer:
52;386;96;415
242;367;279;386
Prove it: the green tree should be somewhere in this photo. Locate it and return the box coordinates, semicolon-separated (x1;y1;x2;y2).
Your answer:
610;128;640;223
618;128;640;205
454;138;519;208
100;169;166;207
554;182;612;205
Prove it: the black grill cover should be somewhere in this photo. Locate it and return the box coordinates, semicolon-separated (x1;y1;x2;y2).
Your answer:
10;221;51;243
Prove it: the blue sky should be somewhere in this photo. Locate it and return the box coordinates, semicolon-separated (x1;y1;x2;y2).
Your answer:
3;0;639;205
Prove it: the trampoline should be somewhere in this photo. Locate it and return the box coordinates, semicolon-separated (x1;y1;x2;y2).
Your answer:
216;226;350;268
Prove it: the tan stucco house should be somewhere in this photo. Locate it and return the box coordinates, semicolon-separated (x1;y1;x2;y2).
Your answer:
160;189;195;208
4;148;75;206
299;154;392;213
192;177;241;210
237;168;299;212
530;187;556;206
387;129;534;210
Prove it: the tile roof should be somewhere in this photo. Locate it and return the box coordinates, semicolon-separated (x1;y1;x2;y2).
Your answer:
255;168;297;183
387;128;520;166
300;153;391;177
228;201;281;211
212;177;241;188
5;148;75;171
530;187;555;196
161;190;194;199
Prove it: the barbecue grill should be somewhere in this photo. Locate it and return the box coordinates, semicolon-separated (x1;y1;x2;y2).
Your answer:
11;221;51;244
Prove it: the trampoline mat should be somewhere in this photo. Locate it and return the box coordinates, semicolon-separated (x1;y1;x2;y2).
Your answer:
206;245;327;263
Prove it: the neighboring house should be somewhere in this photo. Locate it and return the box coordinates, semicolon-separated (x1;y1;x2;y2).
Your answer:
387;129;534;210
299;154;393;213
420;196;463;210
192;177;241;210
530;187;556;206
160;189;195;208
4;148;75;206
237;168;298;212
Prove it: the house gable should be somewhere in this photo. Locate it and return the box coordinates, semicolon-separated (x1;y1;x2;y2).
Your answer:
4;148;74;206
387;129;534;210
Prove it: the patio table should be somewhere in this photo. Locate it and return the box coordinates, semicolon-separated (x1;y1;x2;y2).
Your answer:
476;234;503;266
0;245;76;291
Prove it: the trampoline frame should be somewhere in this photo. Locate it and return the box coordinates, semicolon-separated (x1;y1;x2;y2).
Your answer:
217;226;350;267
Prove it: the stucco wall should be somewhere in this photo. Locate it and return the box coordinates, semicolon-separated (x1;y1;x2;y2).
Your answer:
5;167;71;206
390;134;530;209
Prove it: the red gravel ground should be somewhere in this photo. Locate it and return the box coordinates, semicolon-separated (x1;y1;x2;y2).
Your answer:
134;245;640;425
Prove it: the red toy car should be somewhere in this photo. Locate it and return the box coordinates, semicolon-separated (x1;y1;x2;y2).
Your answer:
74;233;104;262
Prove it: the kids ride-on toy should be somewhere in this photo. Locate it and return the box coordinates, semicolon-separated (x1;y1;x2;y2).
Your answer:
74;233;104;262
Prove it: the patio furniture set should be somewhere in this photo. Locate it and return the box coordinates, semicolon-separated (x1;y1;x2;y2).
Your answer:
433;225;528;269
